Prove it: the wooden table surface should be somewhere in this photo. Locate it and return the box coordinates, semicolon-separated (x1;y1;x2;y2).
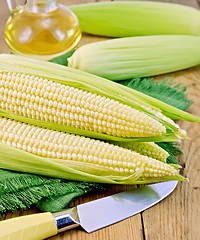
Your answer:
0;0;200;239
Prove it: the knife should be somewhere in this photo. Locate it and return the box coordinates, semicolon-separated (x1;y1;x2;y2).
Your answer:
0;181;177;240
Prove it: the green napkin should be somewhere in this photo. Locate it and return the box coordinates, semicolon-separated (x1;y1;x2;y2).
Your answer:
0;169;104;214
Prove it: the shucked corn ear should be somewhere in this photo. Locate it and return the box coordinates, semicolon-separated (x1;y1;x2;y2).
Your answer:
69;1;200;37
109;141;169;163
0;54;198;142
68;35;200;81
0;71;167;139
0;56;189;143
1;54;198;123
0;116;185;184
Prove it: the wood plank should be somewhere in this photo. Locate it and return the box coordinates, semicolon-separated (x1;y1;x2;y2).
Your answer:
113;0;200;239
141;66;200;240
0;0;10;53
61;0;111;5
44;181;143;239
140;4;200;239
0;1;143;240
0;1;200;240
47;215;143;240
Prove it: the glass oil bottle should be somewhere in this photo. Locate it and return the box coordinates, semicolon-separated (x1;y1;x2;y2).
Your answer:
4;0;81;59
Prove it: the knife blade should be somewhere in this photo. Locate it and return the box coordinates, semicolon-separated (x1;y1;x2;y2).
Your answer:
0;181;178;240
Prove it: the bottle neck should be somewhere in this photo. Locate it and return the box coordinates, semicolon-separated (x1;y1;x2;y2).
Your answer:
25;0;58;13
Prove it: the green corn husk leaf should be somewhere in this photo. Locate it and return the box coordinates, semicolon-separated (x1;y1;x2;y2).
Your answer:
50;54;193;112
68;35;200;81
0;143;185;185
69;2;200;37
0;54;199;134
50;53;195;120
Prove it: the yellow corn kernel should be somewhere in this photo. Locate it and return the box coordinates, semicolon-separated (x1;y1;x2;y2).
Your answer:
0;71;166;138
125;96;187;138
0;117;178;179
111;141;169;163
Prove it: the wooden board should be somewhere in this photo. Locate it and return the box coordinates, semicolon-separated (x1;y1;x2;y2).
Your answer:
0;1;200;240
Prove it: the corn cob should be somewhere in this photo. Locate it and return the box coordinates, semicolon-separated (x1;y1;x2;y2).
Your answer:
127;96;187;139
68;35;200;81
0;114;168;162
0;54;198;143
0;54;199;123
69;1;200;37
0;71;166;139
0;116;184;184
109;142;169;163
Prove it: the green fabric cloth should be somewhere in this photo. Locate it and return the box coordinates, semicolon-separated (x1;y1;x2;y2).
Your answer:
119;78;193;111
0;169;104;214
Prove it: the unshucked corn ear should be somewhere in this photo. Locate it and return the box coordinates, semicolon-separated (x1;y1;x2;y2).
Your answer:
0;117;185;184
68;35;200;81
69;1;200;37
0;54;198;143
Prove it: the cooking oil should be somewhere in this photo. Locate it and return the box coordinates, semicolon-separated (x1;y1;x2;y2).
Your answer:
4;1;81;59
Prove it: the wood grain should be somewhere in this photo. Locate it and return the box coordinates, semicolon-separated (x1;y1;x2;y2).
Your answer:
0;0;10;53
142;68;200;240
0;1;200;240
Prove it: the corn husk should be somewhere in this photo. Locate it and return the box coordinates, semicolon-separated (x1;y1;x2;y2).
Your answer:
69;1;200;37
68;35;200;81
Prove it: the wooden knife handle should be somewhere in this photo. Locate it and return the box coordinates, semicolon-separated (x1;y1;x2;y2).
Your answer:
0;212;57;240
